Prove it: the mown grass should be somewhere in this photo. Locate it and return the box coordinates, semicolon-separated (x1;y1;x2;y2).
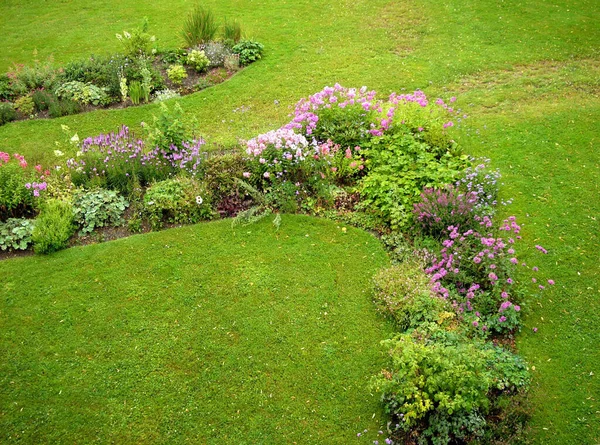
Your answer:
1;0;599;443
0;216;392;443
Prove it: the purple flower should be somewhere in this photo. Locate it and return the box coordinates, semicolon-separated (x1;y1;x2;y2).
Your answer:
548;279;555;285
535;245;548;254
533;327;538;333
499;316;507;323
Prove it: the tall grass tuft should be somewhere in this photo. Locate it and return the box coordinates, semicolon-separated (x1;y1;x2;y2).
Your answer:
223;20;242;43
181;5;218;47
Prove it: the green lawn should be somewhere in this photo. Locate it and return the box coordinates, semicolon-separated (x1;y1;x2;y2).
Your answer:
1;0;599;443
0;216;392;443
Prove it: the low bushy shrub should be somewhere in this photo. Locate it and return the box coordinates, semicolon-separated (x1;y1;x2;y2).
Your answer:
0;102;18;126
166;65;188;85
373;263;449;330
143;177;214;229
358;131;470;229
232;40;264;65
61;54;126;99
72;189;129;235
185;49;210;72
372;326;530;445
55;81;110;106
116;18;157;58
153;89;181;102
32;199;76;254
14;95;35;116
0;218;35;251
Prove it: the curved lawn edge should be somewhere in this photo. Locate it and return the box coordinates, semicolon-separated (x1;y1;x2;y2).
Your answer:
0;215;393;444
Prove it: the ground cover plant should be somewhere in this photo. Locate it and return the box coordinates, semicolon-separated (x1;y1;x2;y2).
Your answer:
0;0;598;443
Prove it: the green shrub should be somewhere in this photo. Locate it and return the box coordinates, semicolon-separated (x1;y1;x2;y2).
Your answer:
185;49;210;72
372;327;530;444
10;61;59;93
72;189;129;235
143;102;189;151
0;157;38;220
232;40;264;65
61;54;126;99
159;48;187;64
200;153;247;201
48;98;81;118
55;81;109;106
223;20;242;44
0;102;18;126
358;131;470;229
0;74;16;101
224;54;240;71
32;199;76;254
373;263;450;330
116;17;157;57
166;65;188;85
0;218;35;251
143;177;214;229
32;90;57;112
14;95;34;116
181;5;218;47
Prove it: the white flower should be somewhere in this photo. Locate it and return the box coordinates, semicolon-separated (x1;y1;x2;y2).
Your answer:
76;151;83;157
116;33;123;41
70;134;79;144
54;150;64;157
123;31;131;39
195;196;203;205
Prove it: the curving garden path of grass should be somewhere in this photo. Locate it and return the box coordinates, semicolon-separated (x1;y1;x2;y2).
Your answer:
0;216;392;443
1;0;599;443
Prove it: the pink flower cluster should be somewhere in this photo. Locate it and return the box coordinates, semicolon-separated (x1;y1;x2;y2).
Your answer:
25;181;47;197
284;84;379;136
0;152;27;168
246;128;309;158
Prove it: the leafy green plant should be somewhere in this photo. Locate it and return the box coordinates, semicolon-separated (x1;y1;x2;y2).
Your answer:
0;102;17;126
372;327;530;444
143;177;213;229
143;102;191;152
358;131;470;229
55;81;109;106
61;54;127;100
0;74;16;101
0;218;35;251
72;189;129;235
224;54;240;71
32;199;76;254
14;95;34;116
232;40;264;65
166;65;188;85
181;5;218;47
185;49;210;72
202;41;232;68
0;154;40;220
153;89;180;102
9;60;59;93
32;90;57;112
115;17;156;57
129;81;143;105
372;263;449;330
48;98;81;118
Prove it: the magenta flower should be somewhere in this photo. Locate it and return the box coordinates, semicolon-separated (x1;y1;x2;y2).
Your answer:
548;279;555;285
